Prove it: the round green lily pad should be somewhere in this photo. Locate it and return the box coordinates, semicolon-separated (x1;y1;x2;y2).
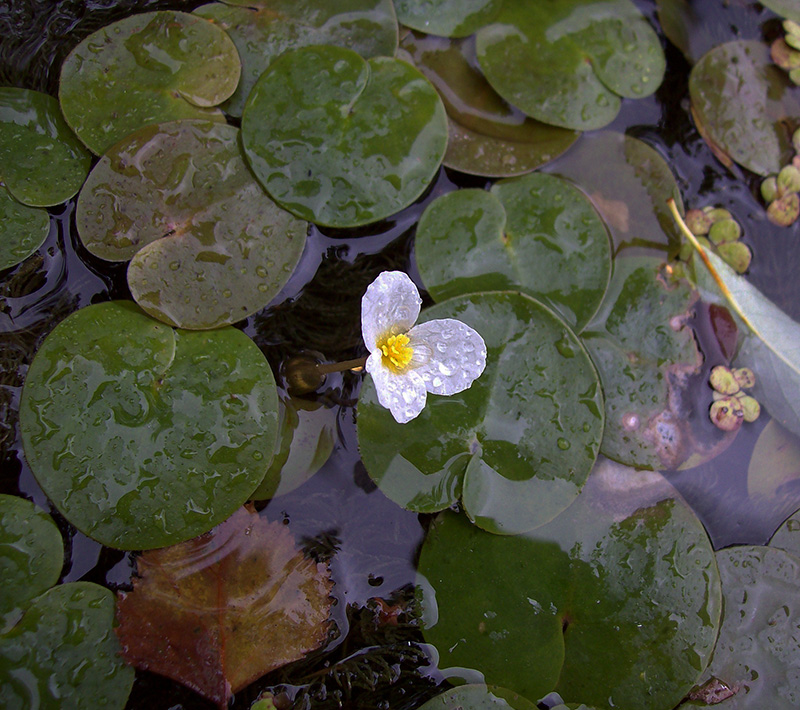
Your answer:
415;173;611;330
475;1;665;131
395;0;502;38
0;185;49;271
418;468;721;710
400;32;578;177
762;0;800;22
770;508;800;557
59;11;240;155
251;397;337;500
0;87;91;207
241;44;447;227
548;130;684;256
358;291;604;535
581;257;702;470
0;582;134;709
195;0;398;118
19;301;279;550
0;495;63;633
416;684;537;710
690;40;800;176
684;545;800;708
76;120;307;330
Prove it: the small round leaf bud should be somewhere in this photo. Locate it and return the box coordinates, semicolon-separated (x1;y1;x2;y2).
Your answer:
736;395;761;422
771;38;800;69
778;164;800;193
710;365;741;395
709;218;742;245
733;367;756;389
761;176;779;203
685;208;712;235
717;241;752;274
785;19;800;37
787;33;800;51
710;397;744;432
703;207;732;222
767;191;800;227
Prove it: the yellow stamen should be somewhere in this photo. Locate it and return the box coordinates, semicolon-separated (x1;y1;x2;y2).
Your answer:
379;333;414;372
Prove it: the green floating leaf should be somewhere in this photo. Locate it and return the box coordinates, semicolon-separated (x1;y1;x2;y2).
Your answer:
395;0;502;38
251;397;338;500
241;45;447;227
761;0;800;23
0;87;91;207
690;40;800;176
688;243;800;440
748;419;800;501
195;0;398;118
415;173;611;330
683;546;800;709
418;463;721;710
416;684;537;710
655;0;737;65
0;582;134;709
581;257;702;470
0;185;49;271
59;11;240;155
770;507;800;557
549;130;683;256
20;301;279;550
76;120;307;330
0;495;63;633
400;32;578;177
475;0;665;131
358;291;604;535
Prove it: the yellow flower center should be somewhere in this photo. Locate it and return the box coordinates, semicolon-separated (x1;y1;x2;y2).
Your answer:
379;333;413;372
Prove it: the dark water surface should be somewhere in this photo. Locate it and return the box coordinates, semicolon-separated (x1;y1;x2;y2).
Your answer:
3;0;800;708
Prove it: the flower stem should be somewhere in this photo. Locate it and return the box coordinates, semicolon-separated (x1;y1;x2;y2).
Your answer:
316;357;368;375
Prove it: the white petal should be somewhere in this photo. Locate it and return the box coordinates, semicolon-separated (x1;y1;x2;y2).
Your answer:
366;351;428;423
408;318;487;396
361;271;421;352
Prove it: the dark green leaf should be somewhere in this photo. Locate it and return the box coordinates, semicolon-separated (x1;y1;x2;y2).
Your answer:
20;301;279;550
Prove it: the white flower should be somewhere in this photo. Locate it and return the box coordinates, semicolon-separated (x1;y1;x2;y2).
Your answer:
361;271;487;423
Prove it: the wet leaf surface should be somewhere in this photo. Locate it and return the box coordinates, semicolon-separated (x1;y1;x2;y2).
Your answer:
0;87;91;207
20;301;279;550
418;462;721;710
400;32;578;177
0;582;135;709
77;120;307;330
747;419;800;501
690;40;800;177
415;173;611;330
475;0;665;130
683;545;800;709
770;507;800;556
59;11;240;155
395;0;501;38
0;185;50;271
241;45;447;227
358;291;604;535
416;684;538;710
581;257;702;469
195;0;398;118
547;130;683;257
116;506;333;708
0;494;63;633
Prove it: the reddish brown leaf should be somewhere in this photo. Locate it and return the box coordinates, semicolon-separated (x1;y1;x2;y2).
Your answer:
115;506;333;708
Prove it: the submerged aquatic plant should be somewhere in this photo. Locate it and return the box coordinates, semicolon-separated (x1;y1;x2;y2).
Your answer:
361;271;486;423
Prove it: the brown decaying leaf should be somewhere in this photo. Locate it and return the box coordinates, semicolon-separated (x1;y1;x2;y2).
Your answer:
115;506;333;708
